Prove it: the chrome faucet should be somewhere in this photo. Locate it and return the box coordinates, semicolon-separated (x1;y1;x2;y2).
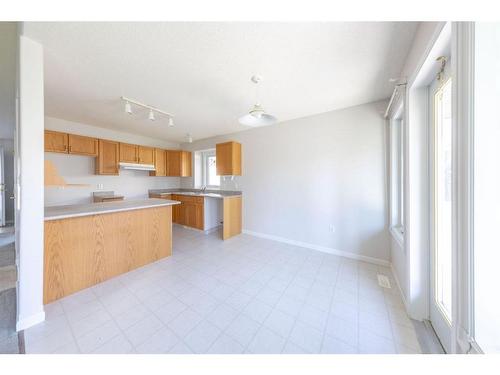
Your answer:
200;185;207;193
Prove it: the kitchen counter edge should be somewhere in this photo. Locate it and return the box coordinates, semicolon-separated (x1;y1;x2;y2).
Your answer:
45;198;180;221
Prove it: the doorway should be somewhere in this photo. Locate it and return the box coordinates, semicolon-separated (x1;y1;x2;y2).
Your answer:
0;146;4;227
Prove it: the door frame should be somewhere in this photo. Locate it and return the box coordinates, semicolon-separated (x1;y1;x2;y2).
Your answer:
0;146;5;226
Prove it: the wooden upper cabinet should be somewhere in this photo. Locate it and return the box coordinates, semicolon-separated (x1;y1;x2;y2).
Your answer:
180;151;192;177
45;130;68;153
96;139;119;175
68;134;98;156
166;150;181;176
166;150;192;177
150;149;166;176
119;143;138;163
216;141;241;176
138;146;155;165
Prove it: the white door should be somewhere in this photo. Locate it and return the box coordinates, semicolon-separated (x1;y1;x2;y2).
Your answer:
429;61;453;352
0;146;5;227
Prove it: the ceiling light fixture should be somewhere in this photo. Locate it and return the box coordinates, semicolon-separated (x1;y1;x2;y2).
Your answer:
186;133;193;143
120;96;173;125
125;101;132;115
238;75;277;127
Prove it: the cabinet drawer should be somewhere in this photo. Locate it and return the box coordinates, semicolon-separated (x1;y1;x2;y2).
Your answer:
172;195;204;204
150;193;172;200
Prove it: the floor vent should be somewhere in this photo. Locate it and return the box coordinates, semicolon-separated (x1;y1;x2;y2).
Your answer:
377;274;392;289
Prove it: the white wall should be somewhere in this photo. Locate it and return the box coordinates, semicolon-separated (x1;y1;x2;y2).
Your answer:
44;116;182;206
473;22;500;354
16;35;45;330
182;101;391;264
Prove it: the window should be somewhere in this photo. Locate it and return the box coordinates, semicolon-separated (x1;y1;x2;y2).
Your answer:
433;78;453;322
389;102;405;242
201;149;220;188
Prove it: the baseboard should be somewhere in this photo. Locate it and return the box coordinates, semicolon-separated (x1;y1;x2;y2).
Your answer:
204;225;222;235
390;262;409;311
16;310;45;332
242;229;390;266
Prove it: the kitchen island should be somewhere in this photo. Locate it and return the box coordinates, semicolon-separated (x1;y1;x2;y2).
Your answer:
43;198;179;304
149;189;242;240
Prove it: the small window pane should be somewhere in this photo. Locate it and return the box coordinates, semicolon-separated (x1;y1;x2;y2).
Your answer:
434;78;453;322
207;155;219;186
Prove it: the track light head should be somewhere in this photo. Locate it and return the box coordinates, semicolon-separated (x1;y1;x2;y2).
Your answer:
125;101;132;115
186;133;193;143
168;117;174;127
148;109;155;121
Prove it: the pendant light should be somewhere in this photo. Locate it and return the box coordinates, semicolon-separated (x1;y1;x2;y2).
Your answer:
238;75;277;127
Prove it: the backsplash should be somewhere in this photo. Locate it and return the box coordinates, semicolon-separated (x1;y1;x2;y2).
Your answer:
45;152;181;206
180;175;241;191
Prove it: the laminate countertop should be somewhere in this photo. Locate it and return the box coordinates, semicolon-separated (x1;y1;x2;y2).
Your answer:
44;198;180;221
149;188;242;199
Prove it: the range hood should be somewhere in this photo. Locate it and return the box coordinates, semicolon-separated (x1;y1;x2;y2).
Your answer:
119;162;156;171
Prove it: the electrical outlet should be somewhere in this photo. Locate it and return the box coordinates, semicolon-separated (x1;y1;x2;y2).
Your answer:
329;224;336;233
97;183;104;190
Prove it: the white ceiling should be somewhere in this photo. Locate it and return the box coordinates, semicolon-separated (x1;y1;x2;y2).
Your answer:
23;22;418;143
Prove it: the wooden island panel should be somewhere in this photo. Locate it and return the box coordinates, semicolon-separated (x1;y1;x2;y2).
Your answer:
223;196;242;240
44;206;172;304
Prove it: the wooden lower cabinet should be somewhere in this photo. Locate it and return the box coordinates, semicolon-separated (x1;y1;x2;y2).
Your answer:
171;194;204;230
44;206;172;304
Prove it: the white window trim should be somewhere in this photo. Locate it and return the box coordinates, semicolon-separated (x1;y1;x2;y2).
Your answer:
390;225;405;248
388;97;406;247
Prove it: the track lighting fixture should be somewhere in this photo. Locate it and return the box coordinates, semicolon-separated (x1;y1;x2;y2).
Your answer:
121;96;173;126
186;133;193;143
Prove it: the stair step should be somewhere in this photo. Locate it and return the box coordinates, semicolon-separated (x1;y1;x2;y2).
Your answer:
0;265;17;293
0;243;15;268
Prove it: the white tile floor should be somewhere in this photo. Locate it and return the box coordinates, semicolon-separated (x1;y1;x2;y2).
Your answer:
24;226;422;354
